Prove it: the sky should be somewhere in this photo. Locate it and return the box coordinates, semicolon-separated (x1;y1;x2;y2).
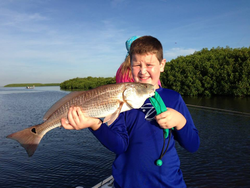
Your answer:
0;0;249;86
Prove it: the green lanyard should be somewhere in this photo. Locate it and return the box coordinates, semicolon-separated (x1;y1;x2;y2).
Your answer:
149;91;170;138
149;91;173;166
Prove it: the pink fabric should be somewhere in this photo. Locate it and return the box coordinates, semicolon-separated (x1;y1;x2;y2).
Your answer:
115;65;162;86
115;66;134;83
158;78;162;87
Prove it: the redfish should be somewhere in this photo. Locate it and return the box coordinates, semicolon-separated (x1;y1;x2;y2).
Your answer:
7;83;155;157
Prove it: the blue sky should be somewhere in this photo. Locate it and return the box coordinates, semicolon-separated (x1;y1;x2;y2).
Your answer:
0;0;249;86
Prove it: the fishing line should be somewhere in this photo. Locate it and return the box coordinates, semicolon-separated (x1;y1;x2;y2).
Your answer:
186;104;250;117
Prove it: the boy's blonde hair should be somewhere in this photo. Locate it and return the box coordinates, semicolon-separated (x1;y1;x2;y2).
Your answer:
129;36;163;63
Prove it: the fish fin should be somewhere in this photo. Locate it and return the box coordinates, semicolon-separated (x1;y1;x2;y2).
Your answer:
43;91;86;121
123;87;144;109
103;116;111;124
104;102;123;126
120;102;133;113
6;125;43;157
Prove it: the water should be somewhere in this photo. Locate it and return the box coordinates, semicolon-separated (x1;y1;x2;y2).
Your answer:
0;86;249;188
177;102;250;187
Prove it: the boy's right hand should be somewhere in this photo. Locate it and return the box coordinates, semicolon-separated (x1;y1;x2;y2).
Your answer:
61;106;102;131
155;108;186;130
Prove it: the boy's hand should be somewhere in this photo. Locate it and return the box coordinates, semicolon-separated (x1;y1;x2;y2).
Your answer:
61;107;102;131
155;108;186;130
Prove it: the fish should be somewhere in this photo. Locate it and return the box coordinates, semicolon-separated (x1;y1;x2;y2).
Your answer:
6;82;155;157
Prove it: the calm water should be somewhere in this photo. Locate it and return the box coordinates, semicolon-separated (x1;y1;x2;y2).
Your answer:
0;86;249;188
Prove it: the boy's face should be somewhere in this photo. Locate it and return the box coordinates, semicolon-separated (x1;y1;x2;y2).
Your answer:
131;53;166;89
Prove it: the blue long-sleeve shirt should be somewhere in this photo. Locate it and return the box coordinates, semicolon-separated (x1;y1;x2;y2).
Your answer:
91;87;200;188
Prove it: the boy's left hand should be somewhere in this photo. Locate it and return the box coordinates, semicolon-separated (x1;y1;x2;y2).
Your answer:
155;108;186;130
61;106;102;131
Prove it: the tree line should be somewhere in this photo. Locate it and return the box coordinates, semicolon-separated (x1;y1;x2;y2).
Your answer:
60;76;116;90
60;46;249;96
161;46;250;96
4;83;60;87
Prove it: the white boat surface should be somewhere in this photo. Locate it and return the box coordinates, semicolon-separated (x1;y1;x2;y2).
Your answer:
92;175;114;188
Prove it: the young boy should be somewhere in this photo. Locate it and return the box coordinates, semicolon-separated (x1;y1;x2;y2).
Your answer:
61;36;200;188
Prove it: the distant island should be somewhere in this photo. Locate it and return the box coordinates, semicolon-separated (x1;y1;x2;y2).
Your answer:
4;83;60;87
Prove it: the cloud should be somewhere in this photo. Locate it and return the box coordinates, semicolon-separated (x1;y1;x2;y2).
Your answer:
111;0;126;7
164;47;197;61
0;4;48;30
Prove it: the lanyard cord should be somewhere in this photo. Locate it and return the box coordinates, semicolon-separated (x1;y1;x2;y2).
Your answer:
155;129;172;166
160;129;172;159
149;91;174;167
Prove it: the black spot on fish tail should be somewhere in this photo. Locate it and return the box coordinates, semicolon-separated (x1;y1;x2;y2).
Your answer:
31;128;36;134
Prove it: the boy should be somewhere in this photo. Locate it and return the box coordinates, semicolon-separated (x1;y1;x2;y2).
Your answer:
61;36;200;188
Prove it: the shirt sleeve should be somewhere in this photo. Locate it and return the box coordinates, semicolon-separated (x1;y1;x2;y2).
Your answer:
89;113;129;155
173;95;200;152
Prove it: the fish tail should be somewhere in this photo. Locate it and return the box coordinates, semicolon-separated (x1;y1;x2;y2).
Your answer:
6;124;44;157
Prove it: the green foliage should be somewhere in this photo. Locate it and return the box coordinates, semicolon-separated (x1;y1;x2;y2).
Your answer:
60;76;116;90
4;83;60;87
161;46;250;96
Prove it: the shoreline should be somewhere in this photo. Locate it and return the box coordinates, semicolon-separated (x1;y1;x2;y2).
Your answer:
4;83;60;87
